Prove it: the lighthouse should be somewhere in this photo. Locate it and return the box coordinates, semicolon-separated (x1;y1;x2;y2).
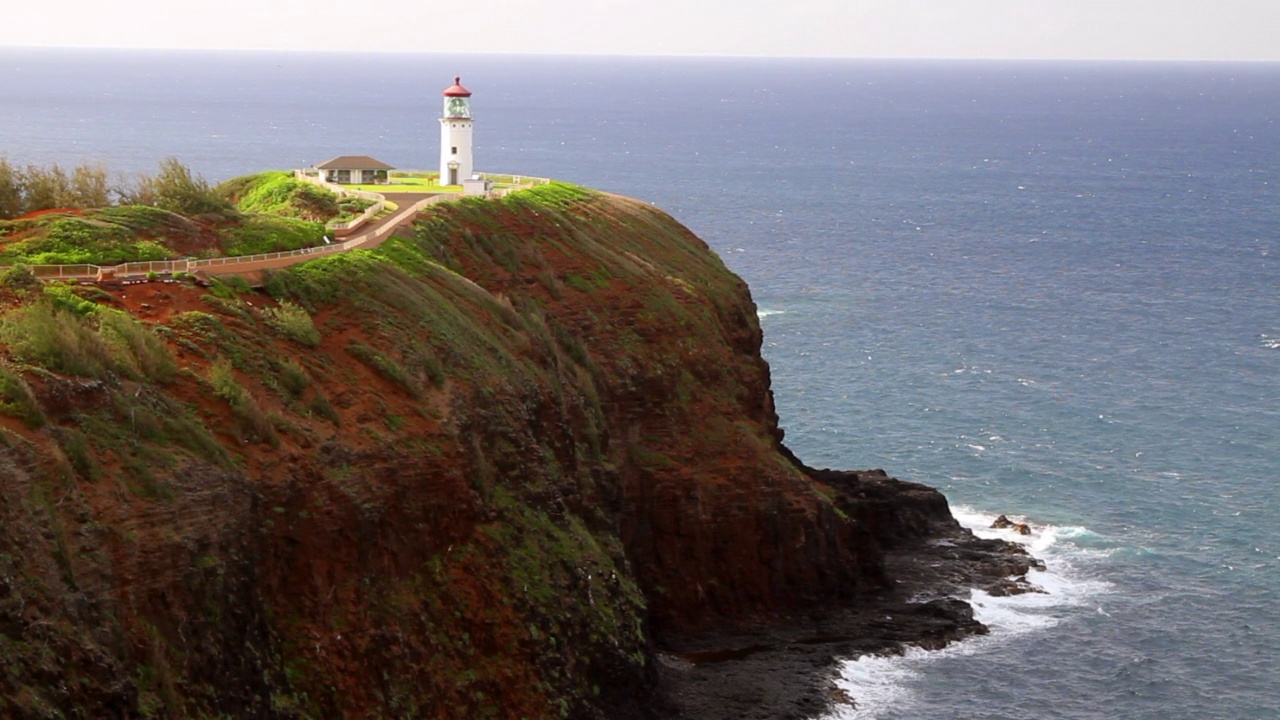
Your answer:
439;76;473;187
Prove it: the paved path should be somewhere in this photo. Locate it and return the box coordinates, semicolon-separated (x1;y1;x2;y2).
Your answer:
197;192;443;277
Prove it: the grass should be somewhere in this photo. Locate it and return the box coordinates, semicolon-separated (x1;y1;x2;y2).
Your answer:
0;216;174;265
218;170;339;222
219;215;325;256
0;367;46;428
261;301;321;347
206;357;278;445
343;175;461;194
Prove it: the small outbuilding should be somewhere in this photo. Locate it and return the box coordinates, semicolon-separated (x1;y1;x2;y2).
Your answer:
462;175;493;197
314;156;394;185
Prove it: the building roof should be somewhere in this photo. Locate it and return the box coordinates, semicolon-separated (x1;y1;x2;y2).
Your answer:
443;76;472;97
314;156;394;170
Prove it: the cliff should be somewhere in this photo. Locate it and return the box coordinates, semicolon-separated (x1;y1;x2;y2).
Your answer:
0;184;1036;719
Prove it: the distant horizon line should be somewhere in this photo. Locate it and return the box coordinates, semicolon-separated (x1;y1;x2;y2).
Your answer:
2;43;1277;64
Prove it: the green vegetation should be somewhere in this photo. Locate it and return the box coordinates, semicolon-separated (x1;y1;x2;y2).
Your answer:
0;215;174;265
218;215;325;256
345;341;420;398
332;196;376;223
261;301;321;347
0;292;178;383
0;366;46;428
206;357;278;445
217;170;339;221
122;157;233;217
0;158;110;220
342;172;448;194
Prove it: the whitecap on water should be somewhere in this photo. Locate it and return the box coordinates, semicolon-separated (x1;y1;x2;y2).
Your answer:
820;506;1113;719
757;308;787;318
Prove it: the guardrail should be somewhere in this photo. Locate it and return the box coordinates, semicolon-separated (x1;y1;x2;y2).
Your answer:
13;175;545;283
294;171;388;232
10;195;448;282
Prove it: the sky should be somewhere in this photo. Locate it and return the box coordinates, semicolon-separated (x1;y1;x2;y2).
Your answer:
2;0;1277;61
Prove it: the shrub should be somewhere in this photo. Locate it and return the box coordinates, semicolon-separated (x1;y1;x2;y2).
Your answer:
207;357;277;445
96;309;178;382
309;392;340;425
0;216;173;265
0;264;40;290
346;342;419;397
277;359;311;397
43;283;100;316
53;427;97;481
219;171;339;221
0;157;111;219
124;157;232;217
219;215;325;256
262;301;321;347
0;367;46;428
0;301;115;378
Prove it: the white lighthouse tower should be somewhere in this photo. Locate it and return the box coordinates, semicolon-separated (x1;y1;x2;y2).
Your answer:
438;76;473;187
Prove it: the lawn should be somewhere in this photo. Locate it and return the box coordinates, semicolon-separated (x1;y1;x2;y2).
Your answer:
344;173;461;194
342;171;544;195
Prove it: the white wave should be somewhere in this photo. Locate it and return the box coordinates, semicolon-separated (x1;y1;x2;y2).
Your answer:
820;506;1113;719
757;308;787;318
1262;336;1280;349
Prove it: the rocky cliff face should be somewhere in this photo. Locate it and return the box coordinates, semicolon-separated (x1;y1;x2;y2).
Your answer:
0;184;1033;719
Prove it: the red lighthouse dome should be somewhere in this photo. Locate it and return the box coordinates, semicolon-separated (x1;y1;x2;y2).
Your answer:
443;76;472;97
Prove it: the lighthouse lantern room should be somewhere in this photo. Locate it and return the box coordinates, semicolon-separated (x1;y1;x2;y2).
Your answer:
439;76;473;186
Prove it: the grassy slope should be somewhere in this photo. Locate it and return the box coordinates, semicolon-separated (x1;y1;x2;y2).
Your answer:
0;172;339;265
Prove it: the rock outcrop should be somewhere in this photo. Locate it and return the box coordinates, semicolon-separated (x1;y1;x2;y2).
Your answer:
0;183;1034;719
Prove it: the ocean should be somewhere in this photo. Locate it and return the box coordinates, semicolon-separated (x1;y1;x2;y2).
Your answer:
2;48;1278;718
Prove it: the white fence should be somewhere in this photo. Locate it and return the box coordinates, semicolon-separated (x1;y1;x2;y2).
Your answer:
13;174;546;283
294;171;387;232
15;196;445;282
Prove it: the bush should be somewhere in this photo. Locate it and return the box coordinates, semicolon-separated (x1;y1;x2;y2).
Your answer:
219;215;325;256
277;359;311;397
0;300;176;382
97;308;178;382
0;367;46;428
207;357;277;445
262;301;321;347
346;342;419;397
0;264;40;290
125;157;232;217
220;171;339;221
0;157;111;219
0;216;173;265
0;301;116;379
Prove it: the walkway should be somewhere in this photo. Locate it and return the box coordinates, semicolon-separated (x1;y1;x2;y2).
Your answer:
196;192;441;278
27;193;451;284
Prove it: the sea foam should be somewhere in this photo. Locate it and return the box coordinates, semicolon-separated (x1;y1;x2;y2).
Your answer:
820;506;1113;719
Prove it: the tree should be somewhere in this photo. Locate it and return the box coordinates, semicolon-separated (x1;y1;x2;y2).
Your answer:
134;157;232;216
19;162;71;213
68;164;110;209
0;158;21;219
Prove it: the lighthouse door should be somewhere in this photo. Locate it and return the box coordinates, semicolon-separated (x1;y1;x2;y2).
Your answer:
448;168;458;186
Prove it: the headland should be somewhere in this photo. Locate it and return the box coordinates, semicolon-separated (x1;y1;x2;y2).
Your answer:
0;174;1039;718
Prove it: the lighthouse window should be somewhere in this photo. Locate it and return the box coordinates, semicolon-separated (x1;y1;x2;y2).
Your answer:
451;146;458;155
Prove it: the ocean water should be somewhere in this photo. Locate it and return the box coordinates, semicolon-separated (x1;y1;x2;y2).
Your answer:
2;49;1278;718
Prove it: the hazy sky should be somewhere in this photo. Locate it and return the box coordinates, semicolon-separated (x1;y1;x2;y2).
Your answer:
3;0;1276;61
